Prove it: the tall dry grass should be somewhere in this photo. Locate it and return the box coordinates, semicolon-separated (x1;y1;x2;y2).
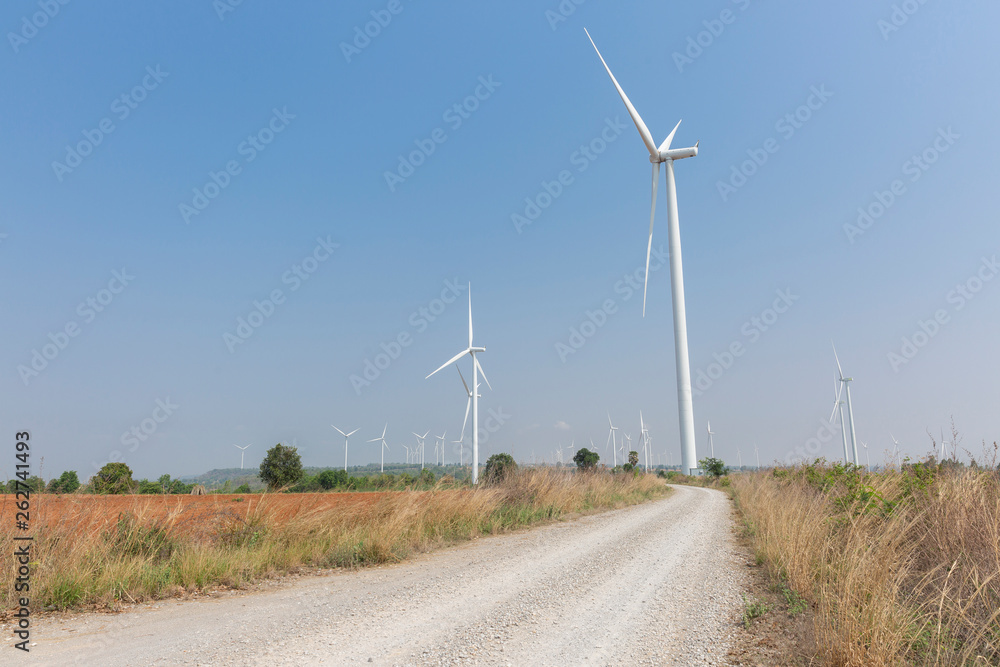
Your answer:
1;469;666;614
731;460;1000;665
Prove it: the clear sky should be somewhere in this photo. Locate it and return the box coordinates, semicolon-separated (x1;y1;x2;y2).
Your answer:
3;1;998;481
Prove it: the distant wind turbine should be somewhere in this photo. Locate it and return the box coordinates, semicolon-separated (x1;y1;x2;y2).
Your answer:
861;441;870;472
234;444;251;470
830;378;851;466
586;28;700;474
332;426;359;472
890;432;901;468
435;431;447;466
412;431;429;470
366;424;390;473
606;413;619;467
707;421;715;458
833;344;860;465
426;285;491;484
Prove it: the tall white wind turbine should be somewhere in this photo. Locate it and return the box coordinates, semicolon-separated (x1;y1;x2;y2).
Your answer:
332;426;359;472
830;379;852;466
606;413;619;467
412;431;429;470
234;444;251;470
586;29;700;474
426;285;491;484
640;411;650;471
435;431;447;466
833;345;860;466
366;424;390;473
707;421;715;458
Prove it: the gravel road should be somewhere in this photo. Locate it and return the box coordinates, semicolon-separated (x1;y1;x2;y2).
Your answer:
16;485;746;666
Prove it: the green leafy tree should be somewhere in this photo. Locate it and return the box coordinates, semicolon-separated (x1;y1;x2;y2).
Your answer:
258;443;304;490
316;470;338;490
628;451;639;468
573;448;600;472
419;468;436;485
482;453;517;485
234;483;252;494
91;463;136;494
51;471;81;494
699;457;728;479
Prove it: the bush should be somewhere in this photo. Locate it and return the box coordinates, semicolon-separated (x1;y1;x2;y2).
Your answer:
482;453;517;485
91;463;136;494
699;457;728;479
419;468;436;485
49;471;80;494
573;448;600;472
259;443;304;490
234;483;252;494
317;469;349;490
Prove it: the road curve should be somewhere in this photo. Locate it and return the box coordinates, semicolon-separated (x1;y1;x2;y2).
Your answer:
22;485;746;666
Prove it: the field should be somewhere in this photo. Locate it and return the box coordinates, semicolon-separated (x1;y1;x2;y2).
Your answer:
730;460;1000;666
1;469;668;614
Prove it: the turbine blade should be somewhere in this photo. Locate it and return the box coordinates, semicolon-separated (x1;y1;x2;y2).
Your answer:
332;425;346;437
642;161;659;317
584;28;658;159
347;429;359;437
381;423;387;438
427;349;471;379
657;120;682;154
832;342;844;379
461;396;471;439
456;365;471;396
474;356;491;390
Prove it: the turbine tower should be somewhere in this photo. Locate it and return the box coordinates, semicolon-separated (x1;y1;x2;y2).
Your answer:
606;413;619;467
233;444;251;470
833;345;860;465
332;425;359;472
754;442;760;469
426;285;491;484
586;29;699;474
366;423;390;473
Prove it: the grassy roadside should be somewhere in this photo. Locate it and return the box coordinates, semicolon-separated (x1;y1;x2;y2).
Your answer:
1;469;668;614
728;461;1000;666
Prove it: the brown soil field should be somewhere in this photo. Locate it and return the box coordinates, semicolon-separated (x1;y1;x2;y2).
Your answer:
0;492;412;541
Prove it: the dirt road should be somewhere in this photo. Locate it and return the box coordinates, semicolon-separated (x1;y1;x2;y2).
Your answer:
16;485;746;665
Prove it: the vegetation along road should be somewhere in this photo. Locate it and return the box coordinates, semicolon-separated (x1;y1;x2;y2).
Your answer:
25;485;744;665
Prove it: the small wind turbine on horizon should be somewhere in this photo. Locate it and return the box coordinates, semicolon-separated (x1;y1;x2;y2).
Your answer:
332;425;359;472
585;28;700;475
830;378;852;466
707;421;715;458
606;414;619;467
890;432;901;468
426;284;492;485
435;431;447;466
640;412;651;471
366;424;390;473
833;344;860;465
234;444;251;470
754;442;760;469
861;440;870;472
412;431;429;470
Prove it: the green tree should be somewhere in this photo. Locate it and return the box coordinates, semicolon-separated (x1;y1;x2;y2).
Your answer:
91;463;136;494
628;451;639;468
699;457;728;479
418;468;436;485
573;448;600;472
482;453;517;485
258;443;304;490
234;483;252;494
52;470;81;494
316;469;338;490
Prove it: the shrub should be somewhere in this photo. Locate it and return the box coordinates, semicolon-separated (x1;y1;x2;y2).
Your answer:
573;448;600;472
699;457;728;479
419;468;436;485
482;453;517;485
259;443;304;490
234;483;252;494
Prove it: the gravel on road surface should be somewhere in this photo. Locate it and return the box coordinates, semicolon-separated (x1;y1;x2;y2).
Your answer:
19;484;746;666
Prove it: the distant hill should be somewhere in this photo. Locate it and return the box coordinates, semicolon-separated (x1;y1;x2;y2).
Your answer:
179;463;466;489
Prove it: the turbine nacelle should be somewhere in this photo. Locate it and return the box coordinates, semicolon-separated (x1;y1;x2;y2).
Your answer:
653;144;699;163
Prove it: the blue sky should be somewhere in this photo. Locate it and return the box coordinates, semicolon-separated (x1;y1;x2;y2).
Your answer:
2;1;998;480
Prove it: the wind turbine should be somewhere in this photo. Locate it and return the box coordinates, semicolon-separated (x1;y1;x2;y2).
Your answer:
332;426;359;472
833;345;860;465
706;421;715;458
890;432;901;468
412;431;429;470
233;444;251;470
435;431;447;466
606;413;619;467
640;411;651;470
586;29;700;475
366;424;390;473
754;442;760;469
426;285;491;484
861;441;870;472
402;443;412;465
939;429;952;461
830;379;852;466
737;446;742;470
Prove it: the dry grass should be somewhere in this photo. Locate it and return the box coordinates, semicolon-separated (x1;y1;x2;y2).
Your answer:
731;459;1000;666
1;469;667;613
